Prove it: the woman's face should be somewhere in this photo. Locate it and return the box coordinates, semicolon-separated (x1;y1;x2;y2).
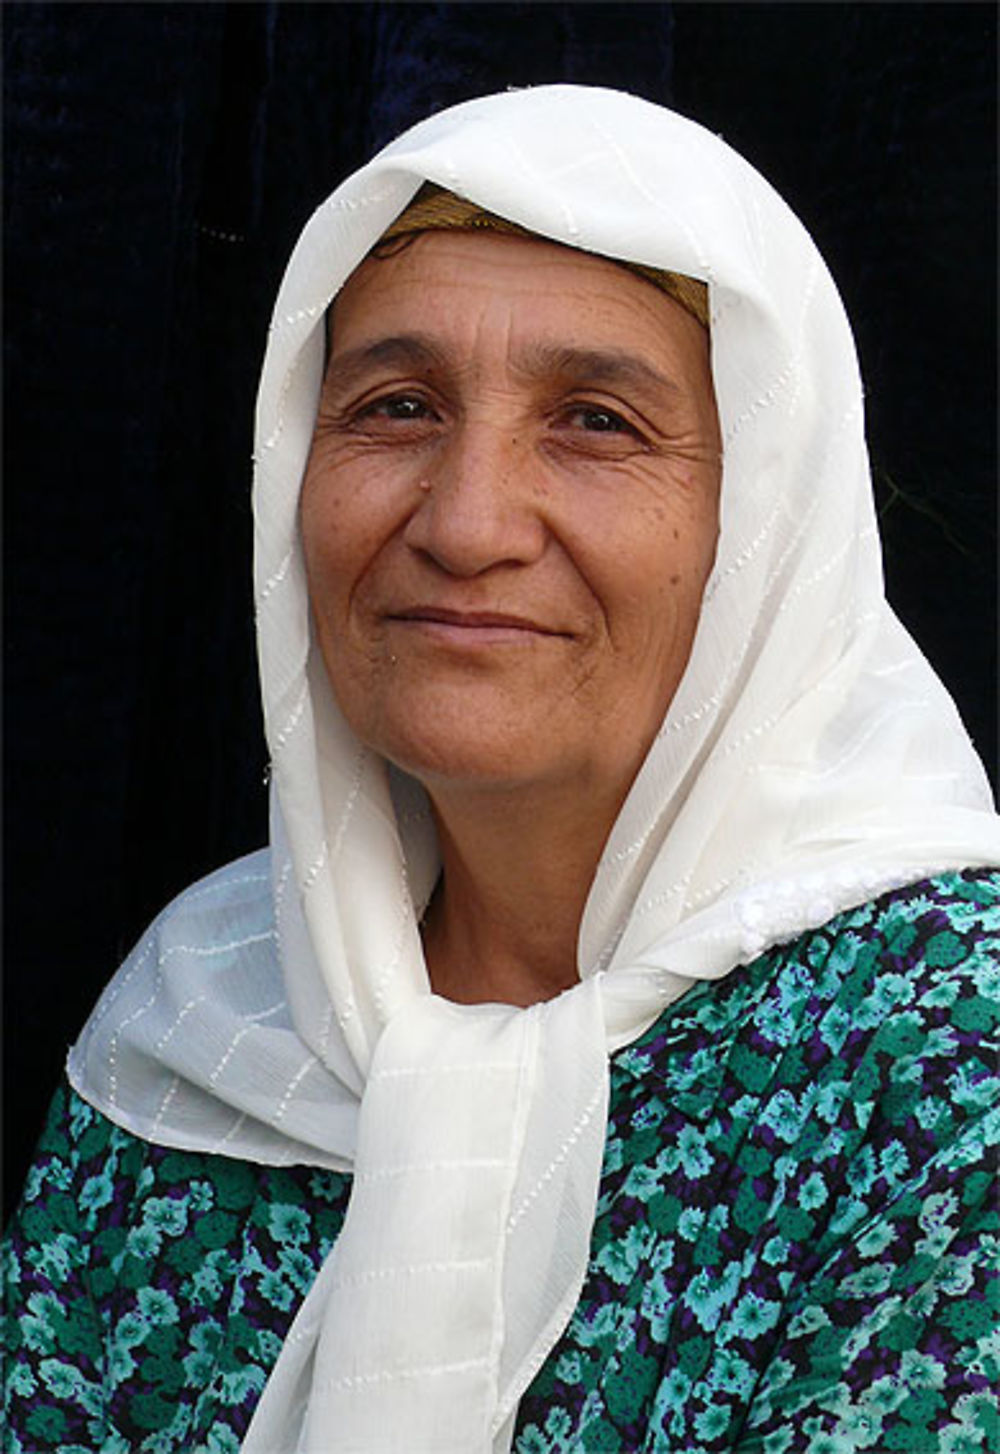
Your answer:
301;230;721;803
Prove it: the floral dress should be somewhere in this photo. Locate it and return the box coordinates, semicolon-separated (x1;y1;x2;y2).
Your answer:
3;870;998;1453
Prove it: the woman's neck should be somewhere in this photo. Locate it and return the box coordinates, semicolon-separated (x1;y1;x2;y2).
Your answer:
420;777;624;1007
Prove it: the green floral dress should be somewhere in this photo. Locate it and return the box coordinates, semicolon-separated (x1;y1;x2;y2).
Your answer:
4;871;999;1453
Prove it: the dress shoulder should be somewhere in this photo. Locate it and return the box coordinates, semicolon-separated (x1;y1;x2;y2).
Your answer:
514;868;1000;1451
2;1078;351;1451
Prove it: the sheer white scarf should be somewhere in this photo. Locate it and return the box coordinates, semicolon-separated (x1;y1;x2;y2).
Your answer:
69;86;1000;1452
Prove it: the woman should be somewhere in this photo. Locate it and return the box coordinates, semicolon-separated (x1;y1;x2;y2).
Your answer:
4;85;999;1453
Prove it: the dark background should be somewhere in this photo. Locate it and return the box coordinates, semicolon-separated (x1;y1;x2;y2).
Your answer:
4;2;996;1218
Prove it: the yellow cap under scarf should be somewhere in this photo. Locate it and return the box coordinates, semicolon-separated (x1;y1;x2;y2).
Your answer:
376;182;710;329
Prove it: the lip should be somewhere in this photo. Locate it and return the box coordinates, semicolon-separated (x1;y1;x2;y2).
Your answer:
386;606;567;644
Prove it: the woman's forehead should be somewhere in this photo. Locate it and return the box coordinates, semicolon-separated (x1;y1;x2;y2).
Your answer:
328;229;711;381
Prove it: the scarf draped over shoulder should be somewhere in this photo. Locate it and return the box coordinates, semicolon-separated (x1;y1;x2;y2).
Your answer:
69;85;1000;1452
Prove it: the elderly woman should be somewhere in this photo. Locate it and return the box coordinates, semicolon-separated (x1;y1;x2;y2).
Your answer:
4;86;999;1453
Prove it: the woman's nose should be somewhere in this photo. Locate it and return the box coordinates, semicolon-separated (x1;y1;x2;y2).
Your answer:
402;421;548;577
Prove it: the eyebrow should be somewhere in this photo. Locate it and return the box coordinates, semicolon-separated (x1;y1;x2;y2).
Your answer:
323;332;684;400
322;336;447;395
520;343;683;398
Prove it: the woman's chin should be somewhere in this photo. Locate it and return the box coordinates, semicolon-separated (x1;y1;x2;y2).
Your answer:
384;731;558;795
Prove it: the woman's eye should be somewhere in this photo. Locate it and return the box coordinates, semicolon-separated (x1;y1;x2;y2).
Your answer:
582;408;625;432
566;405;636;436
367;394;431;421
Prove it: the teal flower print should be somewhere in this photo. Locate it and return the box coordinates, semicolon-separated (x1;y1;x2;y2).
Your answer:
935;1252;977;1298
919;1191;959;1236
269;1202;310;1246
914;1095;946;1129
677;1207;706;1242
845;1145;877;1197
543;1406;573;1440
709;1347;756;1396
818;1005;851;1053
6;1362;37;1397
188;1180;216;1214
68;1096;95;1139
27;1236;73;1283
79;1169;114;1213
924;1026;960;1059
595;1236;640;1287
729;1291;781;1341
219;1364;265;1405
832;1406;881;1448
554;1349;583;1386
840;1263;891;1299
257;1268;295;1311
695;1403;731;1439
952;1388;997;1434
38;1356;84;1400
631;1100;661;1130
762;1235;790;1266
623;1162;662;1197
855;1220;895;1258
677;1125;713;1179
204;1424;241;1454
940;1427;986;1454
969;951;1000;999
24;1406;68;1447
878;1139;910;1183
900;1347;947;1390
126;1223;163;1259
761;1089;807;1143
107;1342;137;1385
860;1375;908;1416
683;1264;740;1332
516;1428;549;1454
787;1304;830;1338
137;1286;179;1325
949;1065;996;1113
114;1311;149;1348
754;1000;794;1047
143;1197;188;1237
803;1428;846;1454
658;1368;691;1412
798;1172;828;1210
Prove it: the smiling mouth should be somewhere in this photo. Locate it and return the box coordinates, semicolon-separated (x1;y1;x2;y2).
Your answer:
386;607;567;643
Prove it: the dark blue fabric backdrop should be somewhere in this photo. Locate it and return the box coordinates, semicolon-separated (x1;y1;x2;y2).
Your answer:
4;2;995;1215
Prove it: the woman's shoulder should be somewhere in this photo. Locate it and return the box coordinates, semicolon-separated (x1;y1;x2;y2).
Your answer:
612;867;1000;1116
64;847;303;1163
69;847;279;1038
2;1078;352;1451
143;846;277;944
524;868;1000;1453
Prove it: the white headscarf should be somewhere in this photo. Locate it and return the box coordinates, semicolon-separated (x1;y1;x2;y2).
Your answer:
69;86;1000;1452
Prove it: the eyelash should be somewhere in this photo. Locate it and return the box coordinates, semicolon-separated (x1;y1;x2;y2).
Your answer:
348;391;645;445
362;393;435;421
563;405;633;435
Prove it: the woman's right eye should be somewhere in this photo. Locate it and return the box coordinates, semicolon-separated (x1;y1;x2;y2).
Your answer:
362;393;433;421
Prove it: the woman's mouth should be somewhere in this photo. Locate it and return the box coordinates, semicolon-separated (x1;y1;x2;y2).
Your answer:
386;607;567;646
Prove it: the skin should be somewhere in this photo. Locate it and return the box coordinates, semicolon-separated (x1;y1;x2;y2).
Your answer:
301;230;722;1006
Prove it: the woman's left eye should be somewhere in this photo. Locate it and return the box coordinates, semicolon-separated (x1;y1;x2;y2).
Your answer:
567;405;635;436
